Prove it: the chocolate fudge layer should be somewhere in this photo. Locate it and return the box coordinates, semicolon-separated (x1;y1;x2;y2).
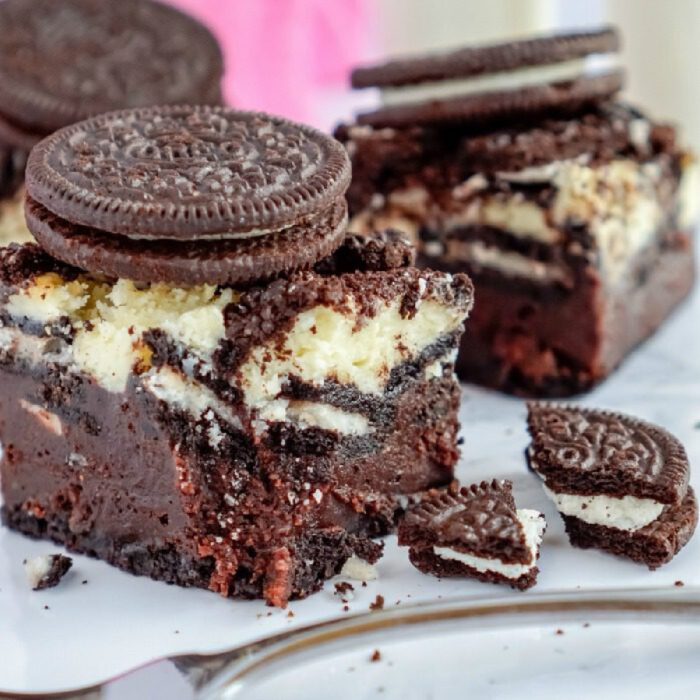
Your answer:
0;106;473;606
0;0;224;246
342;28;698;397
527;403;697;568
399;480;545;590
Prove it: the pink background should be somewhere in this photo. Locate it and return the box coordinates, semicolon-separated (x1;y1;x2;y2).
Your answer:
167;0;377;127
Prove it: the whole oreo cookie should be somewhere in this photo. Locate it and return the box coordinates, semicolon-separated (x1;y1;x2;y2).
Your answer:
352;26;623;129
0;0;224;137
25;106;351;286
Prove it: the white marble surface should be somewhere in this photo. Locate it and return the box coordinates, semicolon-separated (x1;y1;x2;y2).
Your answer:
0;283;698;695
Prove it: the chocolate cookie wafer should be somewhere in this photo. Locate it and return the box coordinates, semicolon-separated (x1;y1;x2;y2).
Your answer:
352;27;622;128
527;403;697;568
25;105;351;286
398;480;546;590
0;0;224;246
0;0;223;137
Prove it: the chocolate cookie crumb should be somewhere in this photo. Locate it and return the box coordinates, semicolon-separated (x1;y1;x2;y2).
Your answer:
675;580;685;587
370;594;385;611
370;649;382;663
335;581;355;596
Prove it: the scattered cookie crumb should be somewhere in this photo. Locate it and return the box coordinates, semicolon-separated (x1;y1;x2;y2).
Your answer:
361;582;368;588
555;629;564;636
370;649;382;663
287;610;295;618
675;580;685;587
369;594;385;611
174;630;180;635
81;580;88;585
43;605;50;610
24;554;73;591
334;581;355;596
343;605;350;612
583;622;590;628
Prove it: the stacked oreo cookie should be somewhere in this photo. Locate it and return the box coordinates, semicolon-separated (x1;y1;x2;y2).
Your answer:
0;106;473;607
341;27;698;396
0;0;224;246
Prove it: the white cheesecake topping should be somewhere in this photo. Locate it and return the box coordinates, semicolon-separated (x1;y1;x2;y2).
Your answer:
239;293;465;405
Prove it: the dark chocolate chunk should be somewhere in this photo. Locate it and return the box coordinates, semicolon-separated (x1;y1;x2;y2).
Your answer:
352;27;619;88
0;0;223;135
527;403;690;503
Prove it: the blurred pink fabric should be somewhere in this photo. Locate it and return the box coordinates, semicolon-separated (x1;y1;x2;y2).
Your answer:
167;0;377;126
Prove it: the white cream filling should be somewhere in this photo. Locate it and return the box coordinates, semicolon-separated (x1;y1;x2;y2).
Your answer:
443;240;569;283
433;509;545;579
24;556;54;590
0;190;33;246
143;366;242;430
381;56;618;107
19;399;63;436
424;348;458;380
256;398;370;436
541;484;664;532
239;294;465;407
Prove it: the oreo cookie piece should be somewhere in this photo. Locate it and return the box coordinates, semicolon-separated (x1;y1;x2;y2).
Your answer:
25;106;351;286
398;480;546;590
352;27;622;128
24;554;73;591
0;0;223;141
527;403;697;568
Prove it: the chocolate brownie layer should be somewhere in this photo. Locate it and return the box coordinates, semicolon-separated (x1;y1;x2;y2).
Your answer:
454;228;694;396
0;234;473;606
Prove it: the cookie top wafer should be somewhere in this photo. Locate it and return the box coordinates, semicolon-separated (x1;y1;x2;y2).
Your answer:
527;403;690;504
0;0;223;135
352;27;619;88
398;480;531;564
25;106;352;286
352;26;622;128
27;106;351;240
